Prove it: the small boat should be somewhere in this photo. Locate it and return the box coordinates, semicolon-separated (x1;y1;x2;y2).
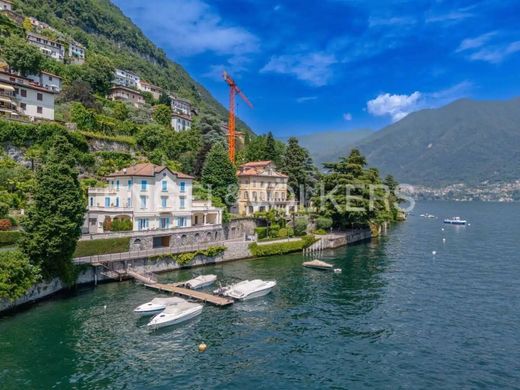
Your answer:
443;217;467;225
133;297;186;317
147;301;203;329
303;259;334;270
184;274;217;289
215;279;276;301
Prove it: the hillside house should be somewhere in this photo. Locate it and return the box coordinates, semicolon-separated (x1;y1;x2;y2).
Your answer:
27;32;64;62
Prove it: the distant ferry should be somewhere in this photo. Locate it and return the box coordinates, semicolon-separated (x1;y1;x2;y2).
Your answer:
443;217;467;225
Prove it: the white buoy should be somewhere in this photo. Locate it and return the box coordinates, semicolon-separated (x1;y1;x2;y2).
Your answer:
442;238;446;243
468;223;471;226
333;268;342;273
441;228;444;231
198;343;207;352
432;251;437;255
103;305;107;313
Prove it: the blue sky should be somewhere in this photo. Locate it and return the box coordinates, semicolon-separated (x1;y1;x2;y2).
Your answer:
113;0;520;136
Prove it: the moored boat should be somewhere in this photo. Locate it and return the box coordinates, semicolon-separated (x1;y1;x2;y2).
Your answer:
147;301;203;329
303;259;334;270
133;297;186;317
214;279;276;301
184;274;217;289
443;217;467;225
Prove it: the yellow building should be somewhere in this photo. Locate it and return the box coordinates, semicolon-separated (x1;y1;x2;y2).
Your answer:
237;161;297;216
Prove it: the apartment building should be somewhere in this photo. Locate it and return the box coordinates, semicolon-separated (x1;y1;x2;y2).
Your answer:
171;95;192;131
113;69;140;89
68;41;86;64
137;80;162;100
27;32;64;62
108;86;144;108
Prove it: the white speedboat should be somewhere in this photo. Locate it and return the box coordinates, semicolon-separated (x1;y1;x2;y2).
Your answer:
443;217;467;225
303;259;334;270
215;279;276;301
185;274;217;289
147;301;203;329
133;297;186;317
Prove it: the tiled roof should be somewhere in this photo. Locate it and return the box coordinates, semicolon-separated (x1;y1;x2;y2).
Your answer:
107;163;194;179
237;160;288;178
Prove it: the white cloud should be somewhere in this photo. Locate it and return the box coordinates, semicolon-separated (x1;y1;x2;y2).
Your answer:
469;41;520;64
343;112;352;121
296;96;317;103
117;0;259;58
367;92;422;122
260;52;337;87
456;32;497;52
366;82;472;122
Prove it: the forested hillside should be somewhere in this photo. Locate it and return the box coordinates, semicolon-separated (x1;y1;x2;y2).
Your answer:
356;98;520;186
13;0;251;134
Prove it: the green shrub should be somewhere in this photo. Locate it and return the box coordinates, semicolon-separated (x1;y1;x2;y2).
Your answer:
0;231;22;247
73;237;130;257
313;229;327;235
249;235;317;257
111;218;132;231
316;216;333;230
277;227;294;238
294;216;308;236
255;227;267;239
0;250;41;301
152;246;226;266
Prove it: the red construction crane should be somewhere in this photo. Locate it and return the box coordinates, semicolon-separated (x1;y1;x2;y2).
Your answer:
223;71;253;162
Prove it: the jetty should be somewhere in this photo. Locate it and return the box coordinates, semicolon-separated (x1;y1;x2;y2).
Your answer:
145;283;234;306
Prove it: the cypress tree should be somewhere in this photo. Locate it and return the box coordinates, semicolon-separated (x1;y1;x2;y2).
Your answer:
201;143;238;206
19;136;86;284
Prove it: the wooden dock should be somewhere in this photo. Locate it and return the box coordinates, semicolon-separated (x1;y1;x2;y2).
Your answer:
145;283;234;306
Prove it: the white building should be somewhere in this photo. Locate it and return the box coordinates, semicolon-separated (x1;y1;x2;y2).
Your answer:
171;96;192;131
113;69;140;89
85;163;222;234
0;70;58;120
68;41;86;64
28;71;61;93
108;86;144;108
0;0;12;11
137;80;162;100
27;32;65;62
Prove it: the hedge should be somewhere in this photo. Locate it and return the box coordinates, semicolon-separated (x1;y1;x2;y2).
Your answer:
73;237;130;257
0;231;22;247
249;235;316;257
255;227;267;239
150;246;226;266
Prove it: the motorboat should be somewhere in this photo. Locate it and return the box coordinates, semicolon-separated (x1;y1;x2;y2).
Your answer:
443;217;467;225
214;279;276;301
147;301;203;329
303;259;334;270
133;297;186;317
184;274;217;289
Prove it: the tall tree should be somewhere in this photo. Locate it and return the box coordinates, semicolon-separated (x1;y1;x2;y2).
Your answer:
201;143;238;207
280;137;318;204
2;35;44;76
19;136;85;284
152;104;172;127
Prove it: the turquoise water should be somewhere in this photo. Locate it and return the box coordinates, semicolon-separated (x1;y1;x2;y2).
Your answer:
1;201;520;389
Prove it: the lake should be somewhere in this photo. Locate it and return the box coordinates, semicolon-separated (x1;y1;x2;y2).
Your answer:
1;201;519;389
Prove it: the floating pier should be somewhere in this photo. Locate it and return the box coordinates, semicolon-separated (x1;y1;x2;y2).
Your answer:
145;283;234;306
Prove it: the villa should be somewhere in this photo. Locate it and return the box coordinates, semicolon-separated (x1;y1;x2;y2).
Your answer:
137;80;162;100
170;95;192;131
113;69;140;89
0;70;59;120
27;32;65;62
236;161;297;216
85;163;223;234
107;86;144;108
68;41;86;64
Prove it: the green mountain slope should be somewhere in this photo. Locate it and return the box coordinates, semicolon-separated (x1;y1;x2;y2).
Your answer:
356;98;520;186
14;0;252;135
291;130;373;168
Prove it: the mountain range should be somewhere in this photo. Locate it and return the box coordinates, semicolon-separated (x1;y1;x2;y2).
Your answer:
299;98;520;186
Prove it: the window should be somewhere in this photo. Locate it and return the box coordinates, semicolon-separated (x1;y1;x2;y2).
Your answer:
89;197;93;207
179;196;185;209
37;107;42;114
104;197;110;208
140;195;147;209
179;181;186;193
128;180;132;190
37;93;43;101
49;76;53;81
115;197;120;207
176;217;187;227
20;103;26;110
161;196;167;208
160;217;170;229
127;197;131;207
253;191;257;201
116;180;120;190
141;180;147;191
21;89;27;97
137;218;149;231
162;180;167;192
